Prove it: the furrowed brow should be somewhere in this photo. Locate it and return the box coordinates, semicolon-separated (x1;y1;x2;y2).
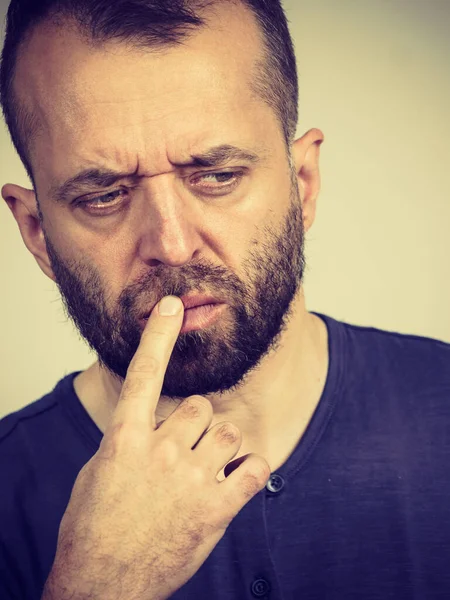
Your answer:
174;144;266;168
50;144;268;204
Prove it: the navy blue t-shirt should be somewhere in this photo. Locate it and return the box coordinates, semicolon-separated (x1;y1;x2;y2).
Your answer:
1;312;450;600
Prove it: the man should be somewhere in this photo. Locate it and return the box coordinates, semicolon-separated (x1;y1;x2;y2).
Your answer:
0;0;449;598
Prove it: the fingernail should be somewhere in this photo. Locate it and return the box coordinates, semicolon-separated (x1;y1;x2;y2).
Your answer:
159;296;183;316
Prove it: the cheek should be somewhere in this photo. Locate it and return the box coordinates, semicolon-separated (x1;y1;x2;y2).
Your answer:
205;182;288;275
96;242;139;300
67;227;138;305
203;211;257;268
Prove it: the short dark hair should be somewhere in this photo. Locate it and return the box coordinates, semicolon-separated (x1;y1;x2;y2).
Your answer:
0;0;298;187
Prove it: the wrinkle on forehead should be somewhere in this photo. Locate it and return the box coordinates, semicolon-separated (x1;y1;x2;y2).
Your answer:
13;1;274;187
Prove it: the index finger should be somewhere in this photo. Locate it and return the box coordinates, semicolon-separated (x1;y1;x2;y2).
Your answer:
108;295;185;432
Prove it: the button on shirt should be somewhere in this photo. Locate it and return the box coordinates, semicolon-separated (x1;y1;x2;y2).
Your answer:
251;578;271;598
266;474;285;494
1;312;450;600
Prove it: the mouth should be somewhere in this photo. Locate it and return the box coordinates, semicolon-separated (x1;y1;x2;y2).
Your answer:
179;302;227;334
141;294;227;333
142;294;224;319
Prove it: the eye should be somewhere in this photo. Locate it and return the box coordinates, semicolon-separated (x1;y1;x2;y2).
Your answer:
189;170;244;195
77;189;126;213
76;170;244;215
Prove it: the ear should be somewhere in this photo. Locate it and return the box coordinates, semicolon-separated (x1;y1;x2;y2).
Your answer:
2;183;56;282
291;128;324;233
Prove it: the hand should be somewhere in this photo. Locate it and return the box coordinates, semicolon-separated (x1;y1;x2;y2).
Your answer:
42;295;271;600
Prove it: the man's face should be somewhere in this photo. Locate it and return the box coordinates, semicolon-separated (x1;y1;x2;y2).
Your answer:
15;3;307;399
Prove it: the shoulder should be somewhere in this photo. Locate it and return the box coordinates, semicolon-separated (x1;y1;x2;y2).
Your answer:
319;312;450;398
348;321;449;390
0;372;82;480
336;319;450;411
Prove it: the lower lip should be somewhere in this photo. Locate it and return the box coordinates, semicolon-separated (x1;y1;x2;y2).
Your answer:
180;303;226;334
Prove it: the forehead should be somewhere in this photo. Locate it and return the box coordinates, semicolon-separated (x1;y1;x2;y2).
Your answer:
14;2;279;186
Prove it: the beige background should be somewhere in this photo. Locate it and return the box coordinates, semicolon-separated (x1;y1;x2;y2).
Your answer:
0;0;449;418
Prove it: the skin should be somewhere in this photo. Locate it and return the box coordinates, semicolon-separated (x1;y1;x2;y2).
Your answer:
2;2;328;478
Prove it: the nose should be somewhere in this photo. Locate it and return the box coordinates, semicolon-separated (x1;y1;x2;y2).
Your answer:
135;175;204;268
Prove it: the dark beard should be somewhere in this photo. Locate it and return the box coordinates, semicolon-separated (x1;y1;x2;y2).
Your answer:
43;181;306;401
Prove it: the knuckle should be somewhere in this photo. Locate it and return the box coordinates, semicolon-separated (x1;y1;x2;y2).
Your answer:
181;396;212;420
108;420;129;443
127;354;160;378
240;471;264;499
250;455;271;481
100;420;144;460
120;375;148;400
215;422;240;445
180;400;202;420
144;327;167;339
189;395;213;414
251;456;271;484
189;465;207;485
156;436;180;468
99;422;127;459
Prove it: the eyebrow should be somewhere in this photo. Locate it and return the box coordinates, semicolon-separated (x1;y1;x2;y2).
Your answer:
49;144;267;204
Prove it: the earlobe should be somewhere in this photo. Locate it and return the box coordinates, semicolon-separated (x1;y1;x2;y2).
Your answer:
2;183;57;282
